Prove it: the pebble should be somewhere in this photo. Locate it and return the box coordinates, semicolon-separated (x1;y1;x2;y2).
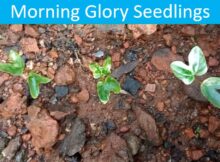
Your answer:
74;34;83;46
208;116;220;133
70;95;79;104
145;84;156;93
124;50;138;62
125;134;141;155
181;26;196;36
24;25;39;37
119;126;130;133
128;25;157;38
76;89;90;103
2;137;21;160
15;149;26;162
55;85;69;98
122;76;141;95
93;50;104;58
7;126;17;137
19;37;40;53
10;25;23;32
190;150;204;161
0;136;8;152
22;133;31;142
55;65;76;85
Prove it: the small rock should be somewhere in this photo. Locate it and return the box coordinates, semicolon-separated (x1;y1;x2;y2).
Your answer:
59;118;86;156
27;106;59;149
208;57;219;67
15;149;26;162
134;107;161;146
76;89;89;103
55;86;69;98
128;25;157;39
163;34;172;46
156;102;165;112
120;126;130;133
22;133;31;142
69;95;79;104
151;48;183;72
112;52;121;62
124;50;138;62
10;25;23;32
181;26;195;36
200;129;209;138
50;111;69;120
24;26;39;37
55;65;76;85
122;76;141;95
125;134;141;155
95;25;125;33
12;83;23;94
0;93;25;118
145;84;156;93
74;34;83;46
98;133;131;162
93;50;104;58
19;37;40;53
190;150;203;161
208;116;220;133
7;126;17;137
0;136;8;152
103;120;116;134
112;61;138;79
184;128;195;139
49;50;59;59
2;137;21;160
0;73;10;86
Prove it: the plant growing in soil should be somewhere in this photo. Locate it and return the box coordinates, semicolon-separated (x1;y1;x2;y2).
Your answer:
0;50;51;99
170;46;220;108
89;56;121;104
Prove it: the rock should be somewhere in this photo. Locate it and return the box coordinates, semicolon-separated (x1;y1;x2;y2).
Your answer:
0;93;25;118
183;75;208;102
208;116;220;133
151;48;183;72
74;34;83;46
124;51;137;62
49;50;59;59
10;25;23;32
2;137;21;160
93;50;104;58
12;83;23;94
0;136;8;152
184;128;195;139
103;120;116;134
59;118;86;156
128;25;157;39
208;57;219;67
55;86;69;98
50;111;69;120
24;26;39;37
76;89;90;103
190;150;203;161
98;133;131;162
125;134;141;155
7;126;17;137
145;84;156;93
0;73;10;86
112;61;139;79
156;102;165;112
112;52;121;62
122;76;141;95
134;107;161;146
15;149;26;162
181;26;195;36
163;34;172;46
19;37;40;53
27;106;59;150
55;65;76;85
95;25;125;33
120;126;130;133
21;133;31;142
70;95;79;104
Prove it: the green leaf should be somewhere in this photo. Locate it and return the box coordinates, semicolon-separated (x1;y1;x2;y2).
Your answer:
188;46;208;76
97;76;121;104
89;56;112;79
105;76;121;94
27;72;51;99
97;80;110;104
0;50;25;76
170;61;195;85
201;77;220;109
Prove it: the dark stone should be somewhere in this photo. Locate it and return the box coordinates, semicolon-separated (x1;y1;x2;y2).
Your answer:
94;50;104;58
59;118;86;156
103;120;116;134
15;149;26;162
0;137;8;152
124;50;138;62
112;61;138;79
65;153;82;162
2;137;21;160
55;86;69;98
122;76;141;95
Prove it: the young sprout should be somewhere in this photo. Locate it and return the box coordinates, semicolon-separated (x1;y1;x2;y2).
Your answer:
89;56;121;104
170;46;220;109
0;50;51;99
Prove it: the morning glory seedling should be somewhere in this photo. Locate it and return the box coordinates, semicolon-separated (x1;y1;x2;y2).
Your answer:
89;56;121;104
0;50;51;99
170;46;220;109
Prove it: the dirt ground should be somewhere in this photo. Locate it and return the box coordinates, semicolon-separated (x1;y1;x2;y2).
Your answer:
0;24;219;162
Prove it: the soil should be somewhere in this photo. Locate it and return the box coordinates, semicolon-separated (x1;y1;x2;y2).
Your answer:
0;24;220;162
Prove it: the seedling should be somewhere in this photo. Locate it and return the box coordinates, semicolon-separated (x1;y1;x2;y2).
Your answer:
170;46;220;108
89;56;121;104
0;50;51;99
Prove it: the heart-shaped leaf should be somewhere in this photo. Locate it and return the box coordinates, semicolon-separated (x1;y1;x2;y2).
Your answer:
27;72;51;99
0;50;25;76
89;56;111;79
97;76;121;104
170;61;195;85
201;77;220;109
188;46;208;76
